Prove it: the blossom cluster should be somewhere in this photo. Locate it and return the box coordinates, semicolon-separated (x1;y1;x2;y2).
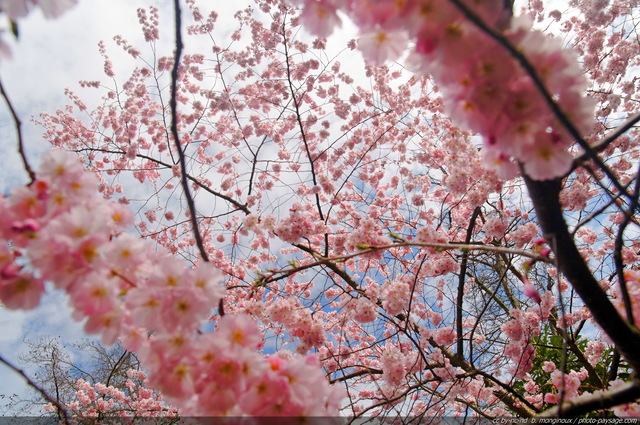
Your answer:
266;298;327;354
549;368;585;401
296;0;595;180
274;203;327;243
0;150;342;416
345;218;391;258
500;308;541;379
481;216;507;240
381;278;411;316
379;346;408;387
613;270;640;324
414;225;447;245
43;370;177;418
348;296;378;323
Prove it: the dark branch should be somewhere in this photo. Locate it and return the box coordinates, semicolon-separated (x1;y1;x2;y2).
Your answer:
170;0;209;262
457;207;480;361
537;379;640;418
0;77;36;183
524;175;640;372
281;20;325;222
583;111;640;159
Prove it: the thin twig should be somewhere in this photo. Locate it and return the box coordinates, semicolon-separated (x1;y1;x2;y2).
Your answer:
281;19;325;222
0;77;36;182
583;111;640;158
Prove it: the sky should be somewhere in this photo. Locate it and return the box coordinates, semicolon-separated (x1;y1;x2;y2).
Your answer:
0;0;175;414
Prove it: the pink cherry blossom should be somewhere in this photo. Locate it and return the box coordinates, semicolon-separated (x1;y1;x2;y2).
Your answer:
358;29;409;65
299;0;342;37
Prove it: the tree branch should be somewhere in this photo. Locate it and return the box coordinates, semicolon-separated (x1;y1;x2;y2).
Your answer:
170;0;209;263
259;240;550;287
428;338;539;416
613;162;640;325
537;379;640;418
0;77;36;183
281;20;325;222
580;111;640;159
524;175;640;372
457;207;481;361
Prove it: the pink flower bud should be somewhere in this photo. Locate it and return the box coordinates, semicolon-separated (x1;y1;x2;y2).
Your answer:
11;219;40;233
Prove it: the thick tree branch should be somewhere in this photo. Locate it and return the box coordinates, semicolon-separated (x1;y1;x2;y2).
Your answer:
536;379;640;418
613;163;640;325
524;176;640;372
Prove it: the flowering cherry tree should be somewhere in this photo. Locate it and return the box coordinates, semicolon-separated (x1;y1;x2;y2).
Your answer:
1;0;640;419
5;338;176;420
